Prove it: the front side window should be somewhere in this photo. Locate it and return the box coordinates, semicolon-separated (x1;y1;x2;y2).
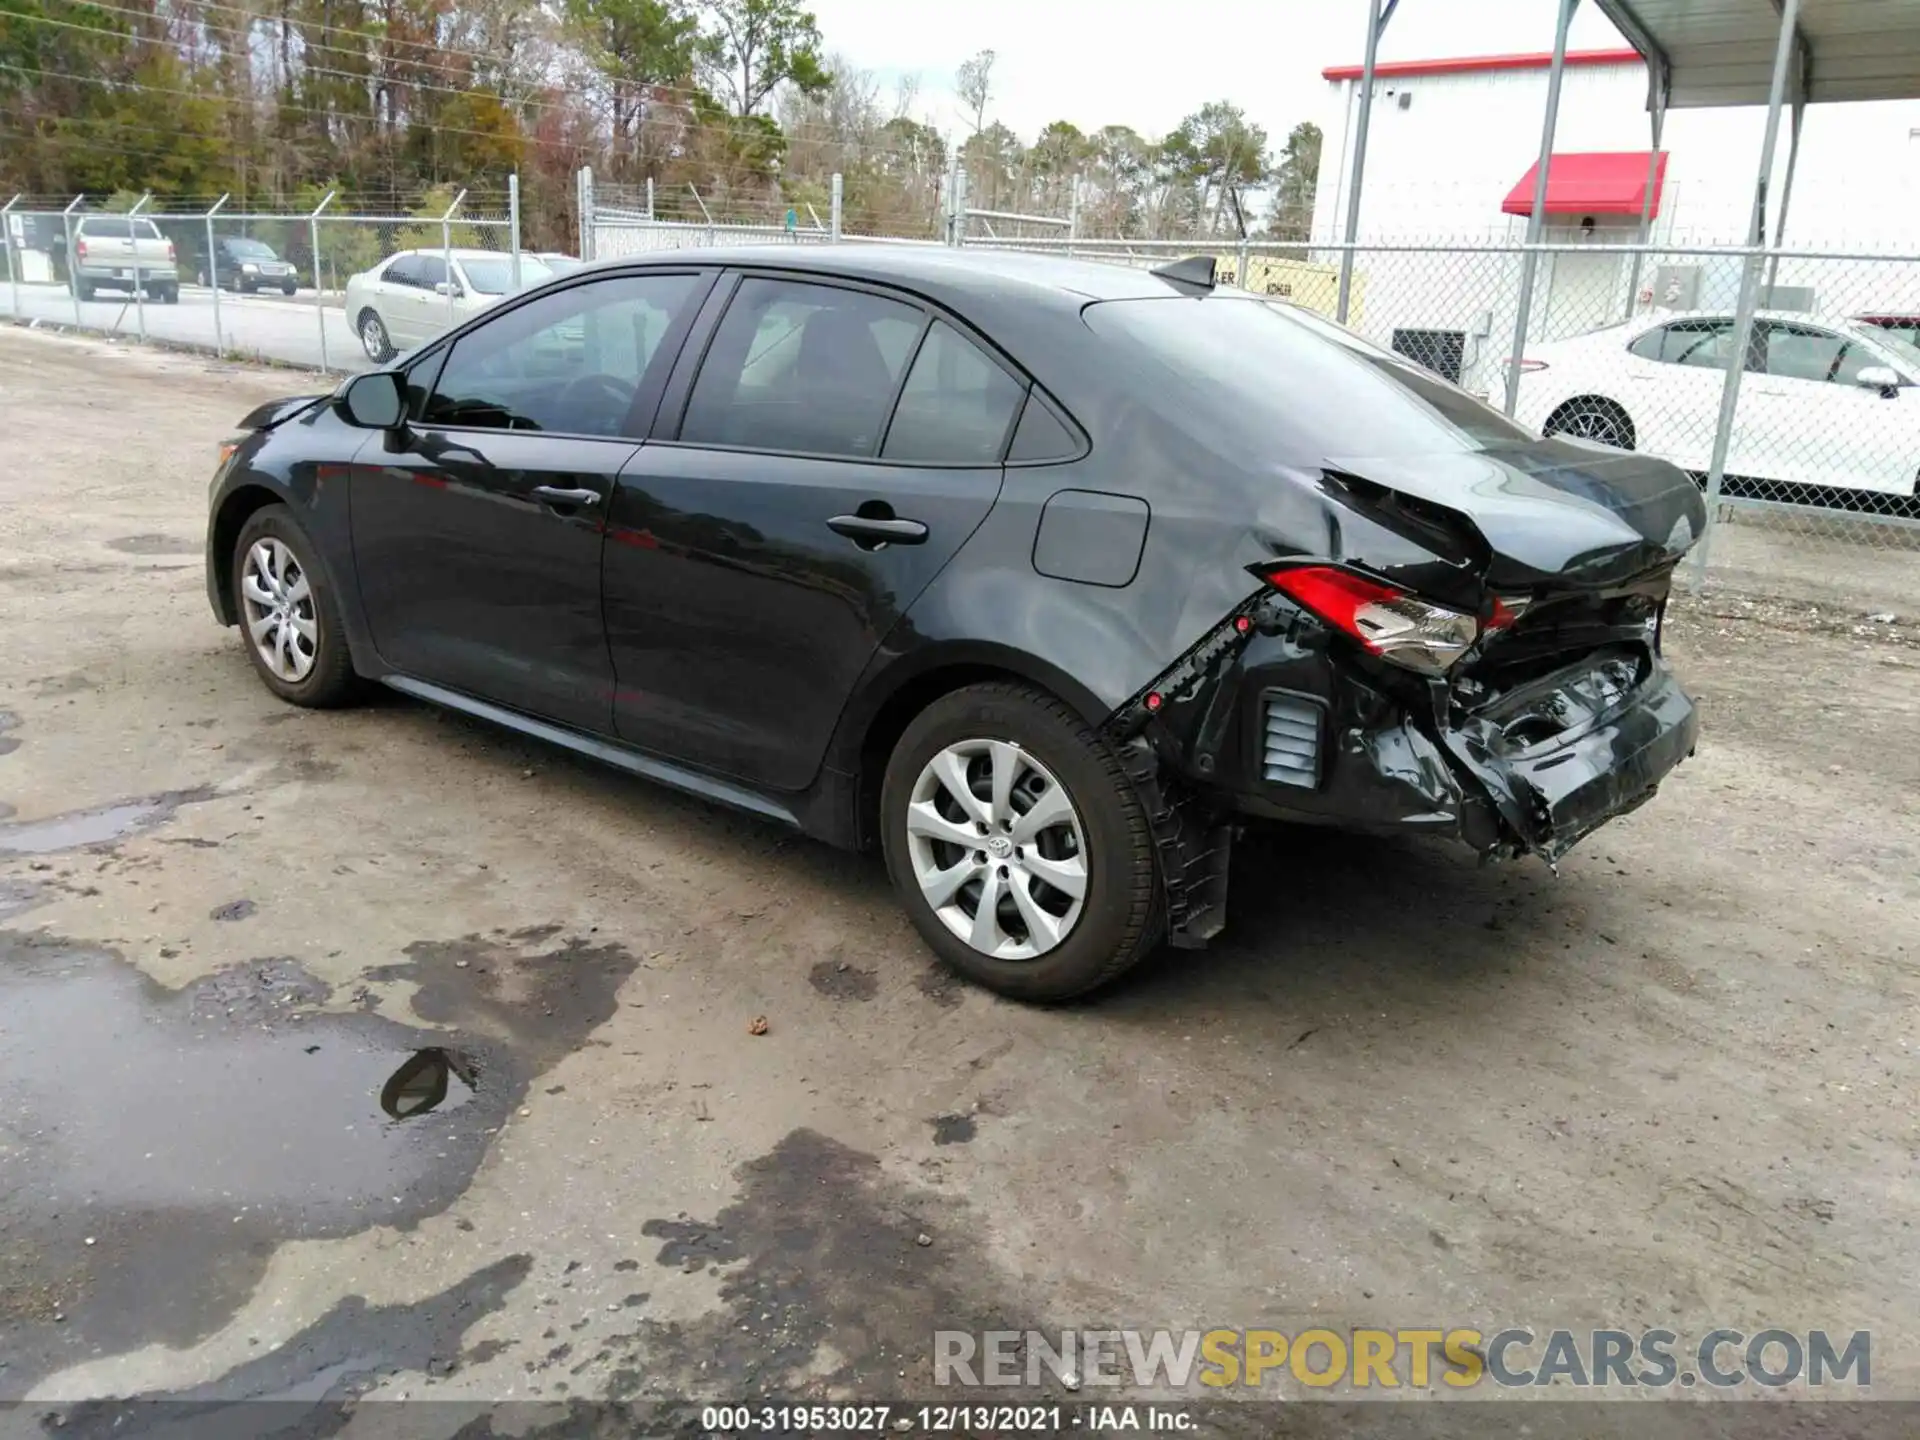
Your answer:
1758;322;1850;384
881;320;1026;464
421;273;701;436
383;255;423;288
414;255;449;291
680;277;923;458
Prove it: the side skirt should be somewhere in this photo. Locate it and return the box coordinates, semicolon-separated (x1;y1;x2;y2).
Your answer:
380;674;802;830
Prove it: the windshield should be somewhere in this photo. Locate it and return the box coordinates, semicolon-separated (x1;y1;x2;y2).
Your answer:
458;256;552;295
1846;320;1920;376
229;239;276;259
1083;296;1536;458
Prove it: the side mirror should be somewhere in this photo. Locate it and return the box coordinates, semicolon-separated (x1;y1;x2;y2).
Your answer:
338;370;407;429
1855;364;1901;396
433;280;462;298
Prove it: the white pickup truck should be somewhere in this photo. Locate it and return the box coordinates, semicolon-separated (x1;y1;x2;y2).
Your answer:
69;215;180;303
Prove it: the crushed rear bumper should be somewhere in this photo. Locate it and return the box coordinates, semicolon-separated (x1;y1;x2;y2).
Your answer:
1110;600;1700;942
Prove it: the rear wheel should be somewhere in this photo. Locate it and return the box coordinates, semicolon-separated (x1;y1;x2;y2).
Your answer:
358;308;393;362
881;683;1161;1003
157;284;179;305
231;506;360;708
1545;396;1636;450
73;278;94;302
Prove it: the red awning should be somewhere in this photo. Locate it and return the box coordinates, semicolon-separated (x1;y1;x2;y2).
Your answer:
1501;151;1668;219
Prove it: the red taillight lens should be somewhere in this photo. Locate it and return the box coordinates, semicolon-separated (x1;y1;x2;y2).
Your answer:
1514;359;1549;374
1261;563;1479;676
166;240;176;261
76;238;88;259
1486;595;1527;631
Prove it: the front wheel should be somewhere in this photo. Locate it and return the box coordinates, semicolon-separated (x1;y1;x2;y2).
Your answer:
881;683;1161;1002
358;309;393;362
231;506;360;708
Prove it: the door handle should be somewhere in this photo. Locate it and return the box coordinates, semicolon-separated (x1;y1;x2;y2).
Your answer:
827;514;928;546
531;485;601;507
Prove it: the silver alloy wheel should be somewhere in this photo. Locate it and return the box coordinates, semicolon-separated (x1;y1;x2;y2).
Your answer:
360;312;388;361
240;537;318;682
905;739;1088;961
1558;406;1628;448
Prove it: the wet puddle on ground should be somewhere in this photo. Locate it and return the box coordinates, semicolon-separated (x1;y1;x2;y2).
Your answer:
0;787;217;855
0;938;511;1394
0;927;637;1398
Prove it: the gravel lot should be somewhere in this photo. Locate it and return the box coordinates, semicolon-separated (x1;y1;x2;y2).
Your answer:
1;325;1916;1431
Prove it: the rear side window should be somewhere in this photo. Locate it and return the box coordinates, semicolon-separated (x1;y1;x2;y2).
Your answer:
1007;391;1083;463
1632;320;1742;369
881;321;1025;464
681;277;921;458
1088;297;1539;457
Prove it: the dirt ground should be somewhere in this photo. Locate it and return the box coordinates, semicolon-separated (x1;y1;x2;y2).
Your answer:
1;325;1916;1432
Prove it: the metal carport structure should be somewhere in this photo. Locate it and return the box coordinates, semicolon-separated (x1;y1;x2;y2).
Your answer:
1334;0;1920;580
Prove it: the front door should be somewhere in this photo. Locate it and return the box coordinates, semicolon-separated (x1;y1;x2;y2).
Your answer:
603;274;1026;792
350;269;710;730
1746;320;1920;497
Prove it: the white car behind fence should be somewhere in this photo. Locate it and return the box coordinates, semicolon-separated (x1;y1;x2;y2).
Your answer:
1512;310;1920;511
343;249;552;361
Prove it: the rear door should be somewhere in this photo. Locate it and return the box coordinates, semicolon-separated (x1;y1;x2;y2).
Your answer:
603;272;1024;791
350;268;710;729
373;255;425;343
1622;318;1749;471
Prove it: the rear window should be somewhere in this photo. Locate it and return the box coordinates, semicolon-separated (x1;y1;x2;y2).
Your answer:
78;217;162;240
1082;297;1535;457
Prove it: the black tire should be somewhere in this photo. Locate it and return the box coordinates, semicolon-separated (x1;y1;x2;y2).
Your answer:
1544;396;1636;451
74;279;94;302
281;281;298;296
880;682;1161;1003
358;308;393;362
230;506;360;708
158;284;179;305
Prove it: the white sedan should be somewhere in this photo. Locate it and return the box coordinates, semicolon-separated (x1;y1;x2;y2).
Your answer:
344;249;553;361
1513;310;1920;500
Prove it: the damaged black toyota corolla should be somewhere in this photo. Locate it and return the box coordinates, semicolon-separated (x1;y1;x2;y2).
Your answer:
205;246;1702;1001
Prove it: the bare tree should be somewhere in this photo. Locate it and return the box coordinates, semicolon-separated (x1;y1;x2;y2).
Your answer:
955;48;994;135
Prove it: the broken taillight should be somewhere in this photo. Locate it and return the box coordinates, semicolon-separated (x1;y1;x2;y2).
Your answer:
1260;563;1478;676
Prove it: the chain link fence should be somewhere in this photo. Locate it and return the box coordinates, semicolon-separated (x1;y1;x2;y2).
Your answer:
946;231;1919;610
7;167;1916;611
2;183;523;374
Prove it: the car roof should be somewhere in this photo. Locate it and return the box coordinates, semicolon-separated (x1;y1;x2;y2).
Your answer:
392;248;512;261
571;243;1198;308
1633;308;1872;328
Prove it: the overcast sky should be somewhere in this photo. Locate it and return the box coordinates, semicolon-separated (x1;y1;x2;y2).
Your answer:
804;0;1635;144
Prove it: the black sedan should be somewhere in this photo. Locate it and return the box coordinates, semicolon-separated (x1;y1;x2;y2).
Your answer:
205;246;1703;1001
